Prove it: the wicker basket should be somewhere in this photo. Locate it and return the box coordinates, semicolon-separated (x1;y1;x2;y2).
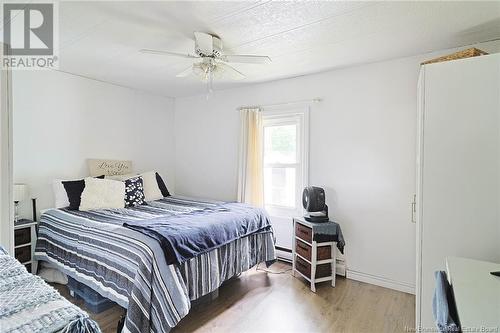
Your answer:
421;48;488;65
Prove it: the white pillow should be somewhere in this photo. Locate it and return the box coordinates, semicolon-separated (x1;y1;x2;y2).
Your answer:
141;171;163;202
79;177;125;211
52;179;70;208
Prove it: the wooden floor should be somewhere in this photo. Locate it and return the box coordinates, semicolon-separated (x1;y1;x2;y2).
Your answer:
56;262;415;333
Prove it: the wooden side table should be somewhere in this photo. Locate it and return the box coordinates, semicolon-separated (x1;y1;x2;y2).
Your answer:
292;217;338;292
14;219;38;273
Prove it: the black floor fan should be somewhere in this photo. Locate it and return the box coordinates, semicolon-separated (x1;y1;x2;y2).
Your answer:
302;186;329;222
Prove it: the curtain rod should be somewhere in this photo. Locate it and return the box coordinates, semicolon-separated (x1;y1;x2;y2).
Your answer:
237;98;322;111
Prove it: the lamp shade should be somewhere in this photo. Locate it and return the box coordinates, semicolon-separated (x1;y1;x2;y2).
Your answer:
13;184;29;202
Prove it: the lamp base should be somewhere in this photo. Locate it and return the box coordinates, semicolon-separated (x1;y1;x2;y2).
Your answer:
14;201;19;223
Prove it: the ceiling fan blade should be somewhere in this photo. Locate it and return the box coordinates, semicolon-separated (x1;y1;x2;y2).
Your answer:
140;49;199;59
216;62;246;80
176;66;193;78
194;31;213;55
221;54;271;64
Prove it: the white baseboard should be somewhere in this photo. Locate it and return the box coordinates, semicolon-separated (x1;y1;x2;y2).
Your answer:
347;269;415;294
278;248;412;294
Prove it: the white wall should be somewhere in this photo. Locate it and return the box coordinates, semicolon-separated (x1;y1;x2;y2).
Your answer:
174;41;500;293
13;70;175;217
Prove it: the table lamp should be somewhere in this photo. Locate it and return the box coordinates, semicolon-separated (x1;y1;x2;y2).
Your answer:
13;184;28;223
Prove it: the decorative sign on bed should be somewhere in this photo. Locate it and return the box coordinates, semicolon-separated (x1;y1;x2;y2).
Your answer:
88;159;133;176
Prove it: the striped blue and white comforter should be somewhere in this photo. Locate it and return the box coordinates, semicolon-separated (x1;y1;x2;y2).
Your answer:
34;196;276;333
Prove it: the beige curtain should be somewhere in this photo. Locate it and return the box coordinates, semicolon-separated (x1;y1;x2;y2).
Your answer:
237;107;264;207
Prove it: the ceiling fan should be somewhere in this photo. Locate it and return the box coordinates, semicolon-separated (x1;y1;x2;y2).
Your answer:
140;32;271;94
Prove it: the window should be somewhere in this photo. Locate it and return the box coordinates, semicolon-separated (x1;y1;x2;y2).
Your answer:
262;109;308;217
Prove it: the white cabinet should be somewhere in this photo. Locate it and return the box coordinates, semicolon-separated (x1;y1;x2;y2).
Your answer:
416;54;500;329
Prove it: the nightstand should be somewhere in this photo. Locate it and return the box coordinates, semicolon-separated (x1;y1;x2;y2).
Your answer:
14;219;38;273
292;217;339;292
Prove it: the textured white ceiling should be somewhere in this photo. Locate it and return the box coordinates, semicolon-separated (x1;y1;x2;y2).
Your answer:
52;1;500;97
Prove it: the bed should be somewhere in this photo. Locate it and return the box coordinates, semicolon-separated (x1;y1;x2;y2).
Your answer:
0;246;101;333
35;196;276;333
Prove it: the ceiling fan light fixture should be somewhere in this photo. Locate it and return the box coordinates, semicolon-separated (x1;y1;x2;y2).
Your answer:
141;31;270;96
192;63;206;79
192;60;216;96
192;59;216;81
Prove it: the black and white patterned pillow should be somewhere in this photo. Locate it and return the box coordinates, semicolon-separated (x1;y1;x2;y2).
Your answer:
124;176;145;207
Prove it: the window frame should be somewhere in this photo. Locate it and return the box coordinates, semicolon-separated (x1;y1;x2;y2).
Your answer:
262;107;309;218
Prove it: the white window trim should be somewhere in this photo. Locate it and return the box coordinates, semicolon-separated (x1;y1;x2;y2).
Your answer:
262;107;309;218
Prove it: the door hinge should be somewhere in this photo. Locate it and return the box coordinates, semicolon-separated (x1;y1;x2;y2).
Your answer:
411;194;416;223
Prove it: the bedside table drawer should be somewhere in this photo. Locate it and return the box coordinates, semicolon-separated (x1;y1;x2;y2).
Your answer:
295;256;331;279
14;227;31;246
15;245;31;263
295;239;311;259
295;223;312;243
296;239;332;261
